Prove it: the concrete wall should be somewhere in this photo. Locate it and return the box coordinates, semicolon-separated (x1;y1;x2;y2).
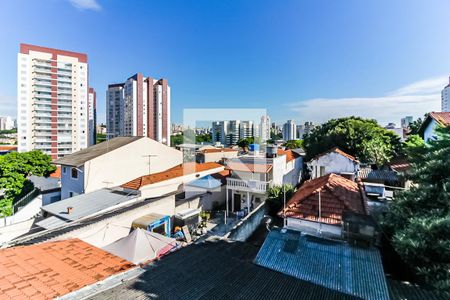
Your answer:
307;152;358;179
227;202;267;242
0;218;35;244
198;151;238;163
0;195;43;228
286;217;341;238
282;157;303;187
41;190;62;206
424;119;438;142
271;155;286;185
184;186;226;211
175;196;201;213
50;195;176;248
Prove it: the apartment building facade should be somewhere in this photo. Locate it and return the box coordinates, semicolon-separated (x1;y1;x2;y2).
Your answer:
88;88;96;146
17;44;93;159
282;120;297;141
106;74;170;146
442;77;450;112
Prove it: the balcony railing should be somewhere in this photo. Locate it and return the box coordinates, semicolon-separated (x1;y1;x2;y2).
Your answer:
226;178;270;194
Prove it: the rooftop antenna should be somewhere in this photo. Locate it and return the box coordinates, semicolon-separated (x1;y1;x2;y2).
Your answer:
142;154;158;174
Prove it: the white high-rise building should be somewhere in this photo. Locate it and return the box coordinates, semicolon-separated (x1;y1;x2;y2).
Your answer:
260;115;270;142
441;77;450;112
282;120;297;141
17;44;91;159
0;116;14;131
106;74;170;146
239;121;254;140
88;88;96;146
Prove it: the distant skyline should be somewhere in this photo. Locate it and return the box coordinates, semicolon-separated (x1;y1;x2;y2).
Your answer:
1;0;450;126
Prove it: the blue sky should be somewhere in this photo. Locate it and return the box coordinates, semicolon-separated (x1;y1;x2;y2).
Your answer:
1;0;450;126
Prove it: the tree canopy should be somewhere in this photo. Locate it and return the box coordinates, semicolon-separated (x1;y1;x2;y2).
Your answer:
303;116;402;165
283;140;304;150
0;150;55;216
383;126;450;292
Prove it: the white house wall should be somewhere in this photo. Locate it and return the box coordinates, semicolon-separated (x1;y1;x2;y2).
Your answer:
307;152;357;179
286;217;341;238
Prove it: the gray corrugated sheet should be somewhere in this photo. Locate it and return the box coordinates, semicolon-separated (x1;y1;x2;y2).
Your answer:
35;216;68;230
41;188;139;221
359;167;399;184
254;229;389;300
88;240;358;300
53;136;143;167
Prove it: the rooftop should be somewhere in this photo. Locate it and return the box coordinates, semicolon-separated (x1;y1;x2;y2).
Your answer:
277;148;301;162
0;239;133;299
254;228;389;300
40;188;139;222
89;239;357;300
121;162;224;190
428;111;450;126
280;173;367;224
359;167;401;185
226;161;273;173
201;148;238;154
310;147;358;163
53;136;143;167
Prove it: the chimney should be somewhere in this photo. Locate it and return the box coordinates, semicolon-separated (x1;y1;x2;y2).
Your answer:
67;206;73;214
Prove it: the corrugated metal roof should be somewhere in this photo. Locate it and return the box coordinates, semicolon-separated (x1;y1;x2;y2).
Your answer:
53;136;143;167
88;239;358;300
35;216;68;230
254;229;389;300
41;188;139;221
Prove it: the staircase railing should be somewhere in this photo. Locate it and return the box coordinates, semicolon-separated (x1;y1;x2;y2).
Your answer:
13;188;40;214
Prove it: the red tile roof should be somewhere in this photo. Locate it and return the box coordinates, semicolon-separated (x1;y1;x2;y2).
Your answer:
279;174;367;225
310;147;358;162
277;149;300;163
388;156;410;172
122;162;224;190
429;112;450;126
201;148;238;154
0;146;17;152
49;167;61;179
0;239;133;299
226;162;273;173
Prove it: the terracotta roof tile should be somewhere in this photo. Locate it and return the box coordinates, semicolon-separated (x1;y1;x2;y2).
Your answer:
122;162;224;190
211;169;231;184
201;148;238;154
311;147;358;162
49;167;61;179
0;146;17;152
226;162;273;173
429;111;450;126
0;239;133;299
277;149;300;163
279;173;367;224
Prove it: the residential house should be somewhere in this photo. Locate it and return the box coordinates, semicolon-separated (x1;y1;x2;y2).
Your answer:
418;111;450;142
279;173;368;238
184;170;230;210
54;136;182;199
225;149;302;215
307;147;359;179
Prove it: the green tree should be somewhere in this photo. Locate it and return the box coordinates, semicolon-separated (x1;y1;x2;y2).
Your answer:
0;150;55;216
303;116;402;165
237;137;254;151
267;184;295;215
382;126;450;292
196;133;212;143
408;114;428;135
170;134;184;147
283;140;304;150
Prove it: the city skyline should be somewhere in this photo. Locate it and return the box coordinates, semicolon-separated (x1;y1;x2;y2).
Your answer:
1;1;450;126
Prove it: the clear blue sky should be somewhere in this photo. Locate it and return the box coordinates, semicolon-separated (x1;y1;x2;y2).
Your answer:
1;0;450;126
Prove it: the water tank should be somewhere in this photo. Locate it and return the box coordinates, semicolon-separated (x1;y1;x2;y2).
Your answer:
249;144;260;152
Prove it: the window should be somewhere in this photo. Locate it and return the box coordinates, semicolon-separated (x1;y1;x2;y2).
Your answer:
62;167;66;174
71;168;78;179
320;166;325;177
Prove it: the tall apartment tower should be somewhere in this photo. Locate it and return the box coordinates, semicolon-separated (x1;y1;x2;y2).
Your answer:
282;120;297;141
260;115;270;142
441;77;450;112
239;121;254;140
88;88;97;145
106;74;170;146
17;44;90;159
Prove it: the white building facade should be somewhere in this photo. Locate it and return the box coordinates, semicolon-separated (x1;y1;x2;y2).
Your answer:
106;74;170;146
307;148;359;179
260;115;270;142
88;88;96;146
442;78;450;112
0;116;14;131
282;120;297;141
17;44;90;159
